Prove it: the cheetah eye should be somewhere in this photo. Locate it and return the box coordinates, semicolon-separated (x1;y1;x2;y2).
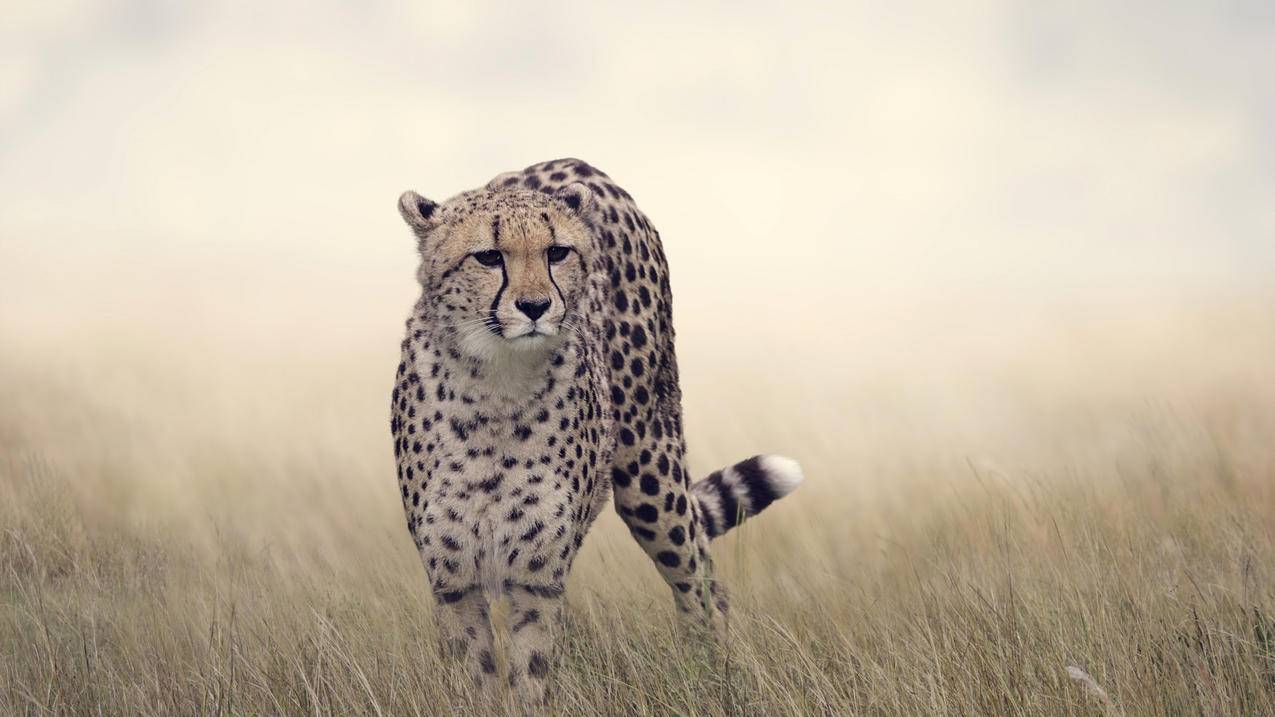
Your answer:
472;250;503;267
546;246;570;264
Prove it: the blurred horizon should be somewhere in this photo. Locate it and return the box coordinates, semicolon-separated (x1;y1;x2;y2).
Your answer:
2;0;1273;397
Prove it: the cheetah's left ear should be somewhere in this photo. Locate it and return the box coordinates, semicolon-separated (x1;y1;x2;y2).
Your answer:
398;190;440;239
555;182;598;218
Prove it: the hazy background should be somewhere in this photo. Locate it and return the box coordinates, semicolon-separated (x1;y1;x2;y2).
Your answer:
4;5;1275;713
2;0;1273;487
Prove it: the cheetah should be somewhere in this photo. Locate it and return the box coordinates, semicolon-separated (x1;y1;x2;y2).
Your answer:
390;158;803;704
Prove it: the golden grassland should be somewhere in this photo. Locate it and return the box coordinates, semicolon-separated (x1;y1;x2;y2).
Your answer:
2;298;1274;715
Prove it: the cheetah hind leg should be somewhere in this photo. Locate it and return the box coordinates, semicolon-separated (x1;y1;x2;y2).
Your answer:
612;452;804;638
684;454;804;634
612;448;726;638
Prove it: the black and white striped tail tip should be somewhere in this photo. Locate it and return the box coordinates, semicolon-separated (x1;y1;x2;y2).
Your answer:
692;454;804;539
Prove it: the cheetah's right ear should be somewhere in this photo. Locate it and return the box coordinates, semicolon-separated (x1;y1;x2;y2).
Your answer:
486;171;523;190
398;190;440;238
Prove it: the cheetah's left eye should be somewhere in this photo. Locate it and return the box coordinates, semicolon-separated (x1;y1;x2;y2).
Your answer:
472;250;504;267
546;246;571;264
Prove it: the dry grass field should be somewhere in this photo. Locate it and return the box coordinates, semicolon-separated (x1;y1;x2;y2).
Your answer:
4;2;1273;714
2;296;1274;715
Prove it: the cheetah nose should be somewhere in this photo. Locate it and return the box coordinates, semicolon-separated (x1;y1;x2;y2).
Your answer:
515;298;551;321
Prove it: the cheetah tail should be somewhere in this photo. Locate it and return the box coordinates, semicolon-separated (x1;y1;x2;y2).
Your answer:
690;455;804;539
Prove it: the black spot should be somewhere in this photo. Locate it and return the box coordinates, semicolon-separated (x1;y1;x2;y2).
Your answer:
480;650;497;674
611;466;631;488
634;387;649;404
522;583;564;598
657;551;681;567
634;504;659;523
521;521;545;541
668;526;685;545
442;637;467;659
619;428;635;446
528;555;547;572
449;418;469;440
639;473;660;496
513;608;541;632
528;652;550;678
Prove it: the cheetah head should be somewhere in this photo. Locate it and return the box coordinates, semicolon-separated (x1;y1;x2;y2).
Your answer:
398;182;597;361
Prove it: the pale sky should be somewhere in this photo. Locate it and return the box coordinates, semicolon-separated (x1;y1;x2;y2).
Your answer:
2;0;1273;347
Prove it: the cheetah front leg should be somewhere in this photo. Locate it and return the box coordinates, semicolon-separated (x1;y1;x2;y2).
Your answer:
504;583;564;708
432;587;499;693
610;442;728;638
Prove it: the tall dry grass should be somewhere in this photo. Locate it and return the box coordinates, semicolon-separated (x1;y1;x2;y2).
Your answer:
2;296;1274;715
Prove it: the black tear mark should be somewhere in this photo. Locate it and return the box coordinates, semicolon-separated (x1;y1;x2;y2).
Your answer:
486;214;508;336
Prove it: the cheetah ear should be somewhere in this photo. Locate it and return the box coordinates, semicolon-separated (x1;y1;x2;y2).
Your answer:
555;182;597;218
398;190;440;238
486;170;524;191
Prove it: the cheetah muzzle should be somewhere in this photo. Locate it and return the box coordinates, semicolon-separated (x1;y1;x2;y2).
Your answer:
390;158;803;705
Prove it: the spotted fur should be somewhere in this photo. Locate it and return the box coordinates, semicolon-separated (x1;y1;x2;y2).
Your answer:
390;158;802;704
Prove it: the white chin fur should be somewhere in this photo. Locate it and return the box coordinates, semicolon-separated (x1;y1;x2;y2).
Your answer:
759;454;804;496
507;334;550;352
457;324;560;365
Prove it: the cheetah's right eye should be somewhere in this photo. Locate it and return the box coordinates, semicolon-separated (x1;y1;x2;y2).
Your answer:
473;250;504;267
